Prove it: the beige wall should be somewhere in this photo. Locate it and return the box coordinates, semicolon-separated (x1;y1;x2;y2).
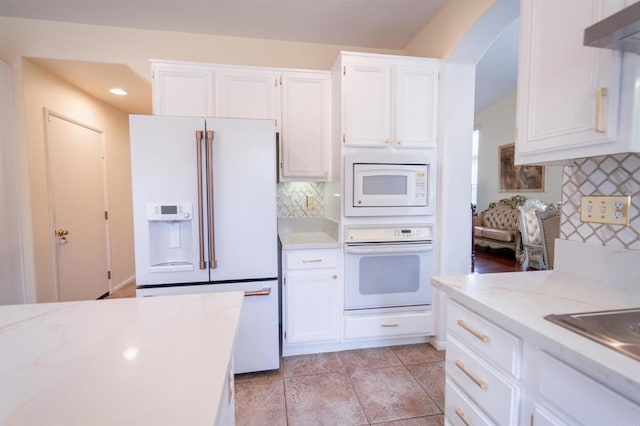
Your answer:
474;91;563;212
21;60;133;302
405;0;496;59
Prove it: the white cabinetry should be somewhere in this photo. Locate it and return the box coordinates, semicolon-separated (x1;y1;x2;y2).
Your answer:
280;72;331;180
215;360;235;426
152;62;216;117
217;67;280;128
516;0;635;164
334;52;439;149
445;298;640;425
282;249;340;355
151;60;331;181
445;300;521;425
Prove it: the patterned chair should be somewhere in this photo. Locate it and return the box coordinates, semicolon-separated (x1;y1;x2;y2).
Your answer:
536;208;561;269
517;199;547;270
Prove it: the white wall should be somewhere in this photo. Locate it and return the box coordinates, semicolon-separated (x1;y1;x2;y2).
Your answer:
474;91;563;211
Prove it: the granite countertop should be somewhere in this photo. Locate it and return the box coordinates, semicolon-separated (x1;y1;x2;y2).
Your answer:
279;231;339;250
432;270;640;395
0;292;244;425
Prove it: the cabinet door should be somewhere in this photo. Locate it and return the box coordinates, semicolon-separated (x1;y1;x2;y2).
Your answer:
284;270;340;343
280;72;331;180
152;63;215;117
342;60;392;147
218;68;280;130
394;64;438;149
516;0;625;164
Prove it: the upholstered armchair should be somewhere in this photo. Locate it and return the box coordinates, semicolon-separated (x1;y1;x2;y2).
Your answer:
517;199;547;271
536;208;561;269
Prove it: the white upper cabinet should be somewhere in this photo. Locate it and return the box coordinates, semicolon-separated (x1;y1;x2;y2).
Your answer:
151;60;332;181
336;52;439;149
280;71;331;181
516;0;635;164
152;62;216;117
217;68;280;130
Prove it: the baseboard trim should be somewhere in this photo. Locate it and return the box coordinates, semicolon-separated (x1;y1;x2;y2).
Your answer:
111;275;135;294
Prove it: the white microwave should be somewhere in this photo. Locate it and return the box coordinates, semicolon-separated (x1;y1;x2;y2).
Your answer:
345;154;436;216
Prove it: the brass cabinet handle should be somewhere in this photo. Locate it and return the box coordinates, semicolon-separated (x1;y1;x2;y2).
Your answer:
302;259;322;263
457;319;491;343
381;323;399;328
595;87;608;133
196;131;206;269
455;360;488;389
455;407;470;426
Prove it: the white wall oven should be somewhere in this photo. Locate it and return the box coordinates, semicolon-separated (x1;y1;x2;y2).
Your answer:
344;153;436;217
344;225;433;310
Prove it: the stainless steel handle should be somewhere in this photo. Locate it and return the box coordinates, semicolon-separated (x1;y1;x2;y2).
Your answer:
345;243;432;255
381;323;399;328
457;319;491;343
595;87;608;133
455;360;488;389
206;130;217;269
244;288;271;297
196;131;206;269
455;407;469;426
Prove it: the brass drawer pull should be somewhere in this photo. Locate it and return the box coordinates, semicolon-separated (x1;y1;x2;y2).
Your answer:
595;87;608;133
455;360;488;389
302;259;322;263
455;407;469;426
244;288;271;297
381;323;399;328
457;319;491;343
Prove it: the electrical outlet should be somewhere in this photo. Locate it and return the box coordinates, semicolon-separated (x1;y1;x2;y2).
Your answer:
580;195;631;225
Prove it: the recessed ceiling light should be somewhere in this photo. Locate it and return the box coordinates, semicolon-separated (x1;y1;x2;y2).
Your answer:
109;88;128;96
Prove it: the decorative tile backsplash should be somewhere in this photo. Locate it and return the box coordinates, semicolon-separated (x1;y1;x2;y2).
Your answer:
277;182;325;218
561;153;640;250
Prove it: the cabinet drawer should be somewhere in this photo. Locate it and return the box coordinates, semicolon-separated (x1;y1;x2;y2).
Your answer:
537;352;640;425
446;336;519;426
445;380;493;426
344;310;433;339
447;300;521;377
285;250;338;270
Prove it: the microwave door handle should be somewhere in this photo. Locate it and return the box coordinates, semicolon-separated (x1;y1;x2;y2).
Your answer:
345;244;432;254
206;130;217;269
196;130;206;269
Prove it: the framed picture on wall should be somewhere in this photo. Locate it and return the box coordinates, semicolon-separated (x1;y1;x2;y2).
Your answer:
499;143;545;192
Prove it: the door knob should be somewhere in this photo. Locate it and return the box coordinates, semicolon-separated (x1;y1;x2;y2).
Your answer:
56;229;69;237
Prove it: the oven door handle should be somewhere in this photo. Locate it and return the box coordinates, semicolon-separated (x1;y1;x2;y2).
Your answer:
345;244;432;254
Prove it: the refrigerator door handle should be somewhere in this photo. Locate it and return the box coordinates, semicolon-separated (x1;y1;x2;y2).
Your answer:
196;130;206;269
206;130;217;269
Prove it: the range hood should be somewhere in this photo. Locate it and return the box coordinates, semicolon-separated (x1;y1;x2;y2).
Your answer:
584;2;640;54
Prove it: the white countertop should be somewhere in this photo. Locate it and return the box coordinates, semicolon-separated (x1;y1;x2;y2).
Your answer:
432;270;640;396
0;292;244;425
279;231;339;250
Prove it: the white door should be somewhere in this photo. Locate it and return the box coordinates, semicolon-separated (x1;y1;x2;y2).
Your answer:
343;59;391;147
45;112;109;301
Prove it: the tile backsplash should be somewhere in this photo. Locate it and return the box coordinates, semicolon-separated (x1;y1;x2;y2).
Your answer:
277;182;325;218
561;153;640;250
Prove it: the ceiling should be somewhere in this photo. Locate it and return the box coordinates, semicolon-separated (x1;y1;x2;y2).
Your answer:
1;0;518;115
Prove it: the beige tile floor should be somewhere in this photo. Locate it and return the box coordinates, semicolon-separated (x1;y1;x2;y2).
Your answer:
235;344;445;425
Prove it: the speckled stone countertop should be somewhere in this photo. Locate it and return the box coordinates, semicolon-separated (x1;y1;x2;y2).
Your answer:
0;292;243;425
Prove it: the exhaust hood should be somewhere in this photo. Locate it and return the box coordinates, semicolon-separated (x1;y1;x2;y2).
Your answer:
584;1;640;54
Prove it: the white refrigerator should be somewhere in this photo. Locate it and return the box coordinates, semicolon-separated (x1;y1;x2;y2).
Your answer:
129;115;279;373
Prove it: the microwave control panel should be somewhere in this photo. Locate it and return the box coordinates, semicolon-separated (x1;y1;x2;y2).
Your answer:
146;203;192;221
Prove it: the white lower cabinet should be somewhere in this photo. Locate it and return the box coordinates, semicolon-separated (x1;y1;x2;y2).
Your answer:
446;299;640;426
282;249;340;354
343;309;433;340
215;359;235;425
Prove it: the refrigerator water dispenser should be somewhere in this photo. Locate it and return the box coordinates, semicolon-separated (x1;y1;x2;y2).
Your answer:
146;203;194;272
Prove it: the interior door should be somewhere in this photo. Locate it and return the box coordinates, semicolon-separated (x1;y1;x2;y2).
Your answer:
45;112;109;301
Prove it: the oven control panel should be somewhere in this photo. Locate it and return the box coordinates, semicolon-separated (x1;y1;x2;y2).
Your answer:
346;225;433;243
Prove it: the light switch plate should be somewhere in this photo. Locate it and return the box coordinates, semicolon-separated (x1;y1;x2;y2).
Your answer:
580;195;631;225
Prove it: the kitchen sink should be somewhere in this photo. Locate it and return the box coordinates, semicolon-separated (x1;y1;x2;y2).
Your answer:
544;308;640;361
